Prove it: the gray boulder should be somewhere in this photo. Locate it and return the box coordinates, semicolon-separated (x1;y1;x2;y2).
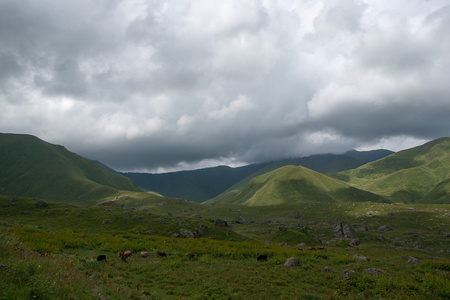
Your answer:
284;257;300;267
353;254;368;261
179;229;195;238
333;222;357;239
378;225;392;232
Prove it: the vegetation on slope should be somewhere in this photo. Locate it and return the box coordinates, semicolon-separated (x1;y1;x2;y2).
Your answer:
331;137;450;204
207;165;388;206
0;133;143;205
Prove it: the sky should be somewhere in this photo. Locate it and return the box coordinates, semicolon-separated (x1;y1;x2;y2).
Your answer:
1;0;449;173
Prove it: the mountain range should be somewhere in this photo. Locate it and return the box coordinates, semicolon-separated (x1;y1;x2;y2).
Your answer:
0;133;448;205
121;149;393;202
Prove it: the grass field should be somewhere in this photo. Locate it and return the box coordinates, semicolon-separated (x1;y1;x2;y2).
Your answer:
1;195;449;299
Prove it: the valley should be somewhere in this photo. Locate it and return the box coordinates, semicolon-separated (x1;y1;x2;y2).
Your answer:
0;133;449;299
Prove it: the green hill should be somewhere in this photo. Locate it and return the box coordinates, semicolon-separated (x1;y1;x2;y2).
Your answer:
207;165;388;206
122;150;393;203
331;137;450;203
0;133;143;204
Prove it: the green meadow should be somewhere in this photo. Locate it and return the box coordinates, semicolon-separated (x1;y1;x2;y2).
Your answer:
1;196;449;299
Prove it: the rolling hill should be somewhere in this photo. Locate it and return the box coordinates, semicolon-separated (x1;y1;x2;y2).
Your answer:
122;150;393;202
0;133;143;204
206;165;388;206
330;137;450;203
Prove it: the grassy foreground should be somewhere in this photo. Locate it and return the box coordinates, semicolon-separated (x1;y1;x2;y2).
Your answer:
1;196;449;299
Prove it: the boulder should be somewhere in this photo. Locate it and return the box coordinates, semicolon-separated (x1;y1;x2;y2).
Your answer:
290;211;301;219
349;239;360;247
378;225;392;232
214;219;228;227
179;229;195;238
339;270;356;280
284;257;300;267
353;254;367;261
323;266;335;273
36;200;48;208
233;216;246;224
333;222;357;239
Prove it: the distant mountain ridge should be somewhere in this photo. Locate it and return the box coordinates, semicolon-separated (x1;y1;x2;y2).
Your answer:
121;149;394;202
0;133;143;204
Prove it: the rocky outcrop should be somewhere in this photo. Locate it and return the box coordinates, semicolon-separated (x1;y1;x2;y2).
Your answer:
333;222;357;239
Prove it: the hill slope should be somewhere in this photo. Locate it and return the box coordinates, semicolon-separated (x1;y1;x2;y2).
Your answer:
122;150;393;203
331;137;450;203
207;165;388;206
0;133;143;204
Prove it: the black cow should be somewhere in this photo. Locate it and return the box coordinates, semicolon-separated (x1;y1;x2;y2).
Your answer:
97;255;107;262
257;254;268;262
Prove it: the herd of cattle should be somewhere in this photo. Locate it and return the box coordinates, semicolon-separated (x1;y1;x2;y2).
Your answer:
97;247;325;263
96;250;189;262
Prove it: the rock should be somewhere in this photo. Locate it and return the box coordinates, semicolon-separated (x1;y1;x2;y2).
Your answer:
366;211;378;216
352;224;368;231
165;212;172;216
22;211;30;215
291;211;301;219
36;200;48;208
191;213;202;219
179;229;195;238
377;234;385;241
278;226;288;231
364;268;386;275
284;257;300;267
323;266;335;273
214;219;228;227
333;222;357;239
378;225;392;232
339;270;356;280
404;256;419;265
353;254;367;261
233;216;246;224
0;264;6;270
102;219;109;224
349;239;360;247
278;242;289;246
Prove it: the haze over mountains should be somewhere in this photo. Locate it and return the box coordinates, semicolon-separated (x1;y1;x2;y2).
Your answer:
0;133;448;205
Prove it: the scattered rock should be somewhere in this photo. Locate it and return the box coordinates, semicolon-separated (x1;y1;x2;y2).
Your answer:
339;269;356;280
291;211;301;219
284;257;300;267
102;219;109;224
179;229;195;238
366;211;378;216
323;266;335;273
214;219;228;227
402;255;419;265
278;242;289;246
376;234;385;241
333;222;358;239
278;226;288;231
36;200;48;208
191;213;202;219
352;224;368;231
364;268;386;275
353;254;367;261
378;225;392;232
349;239;360;247
233;216;246;224
22;211;30;215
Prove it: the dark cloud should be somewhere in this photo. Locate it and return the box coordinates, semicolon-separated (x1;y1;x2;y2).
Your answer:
0;0;449;172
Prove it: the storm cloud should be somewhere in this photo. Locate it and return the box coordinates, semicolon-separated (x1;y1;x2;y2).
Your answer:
0;0;449;172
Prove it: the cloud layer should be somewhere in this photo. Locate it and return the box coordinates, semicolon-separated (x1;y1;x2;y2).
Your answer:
1;0;449;172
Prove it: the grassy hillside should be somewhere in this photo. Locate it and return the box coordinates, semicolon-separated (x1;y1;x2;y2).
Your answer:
332;137;450;204
121;150;393;203
0;133;143;205
1;195;448;299
207;165;388;206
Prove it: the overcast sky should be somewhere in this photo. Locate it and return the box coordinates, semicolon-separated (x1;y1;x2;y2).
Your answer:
1;0;449;172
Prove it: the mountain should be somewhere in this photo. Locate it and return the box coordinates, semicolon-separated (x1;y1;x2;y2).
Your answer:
121;150;393;202
0;133;143;204
206;165;388;206
331;137;450;204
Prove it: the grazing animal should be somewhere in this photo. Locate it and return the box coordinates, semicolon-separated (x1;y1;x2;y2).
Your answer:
118;250;132;261
187;253;195;259
157;250;167;257
257;254;268;262
318;247;325;251
140;251;149;258
308;247;317;251
298;248;303;251
97;255;107;262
